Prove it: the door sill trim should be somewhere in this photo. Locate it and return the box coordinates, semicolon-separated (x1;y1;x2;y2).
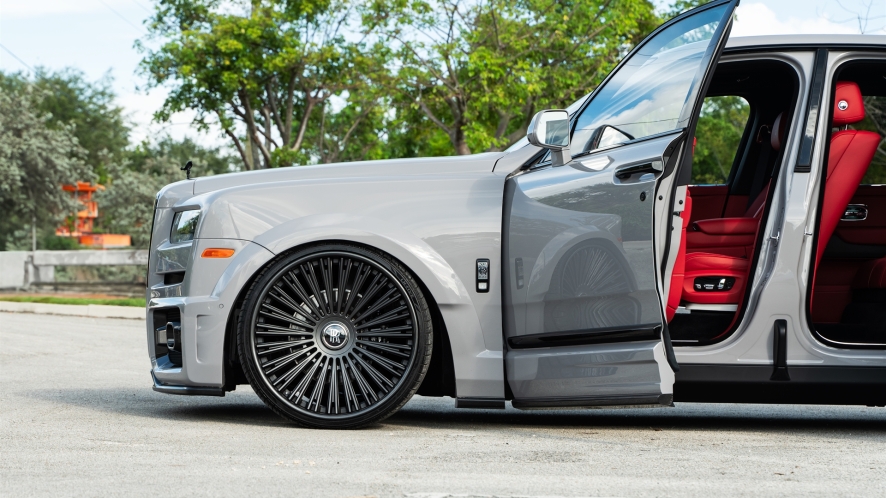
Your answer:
508;324;661;349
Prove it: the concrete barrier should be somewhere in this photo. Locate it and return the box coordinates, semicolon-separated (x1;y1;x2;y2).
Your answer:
0;250;149;290
0;301;145;320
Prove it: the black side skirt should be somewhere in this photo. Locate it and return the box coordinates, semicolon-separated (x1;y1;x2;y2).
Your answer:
675;365;886;406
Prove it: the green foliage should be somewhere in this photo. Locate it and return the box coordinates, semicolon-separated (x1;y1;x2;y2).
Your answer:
139;0;391;168
662;0;712;19
365;0;659;155
139;0;659;160
30;69;130;182
0;73;95;250
856;96;886;184
0;69;238;251
691;96;750;185
128;136;238;176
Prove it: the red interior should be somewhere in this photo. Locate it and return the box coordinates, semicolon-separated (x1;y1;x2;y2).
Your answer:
834;185;886;245
687;185;727;223
811;259;866;323
815;129;881;270
666;191;692;322
809;81;882;317
686;216;759;258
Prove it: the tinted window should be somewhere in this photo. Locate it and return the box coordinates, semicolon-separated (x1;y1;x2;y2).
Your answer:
858;95;886;184
691;96;751;184
572;5;727;155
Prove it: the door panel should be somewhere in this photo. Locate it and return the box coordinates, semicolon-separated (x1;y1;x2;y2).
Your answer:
835;185;886;245
688;185;728;222
502;0;737;407
505;134;680;341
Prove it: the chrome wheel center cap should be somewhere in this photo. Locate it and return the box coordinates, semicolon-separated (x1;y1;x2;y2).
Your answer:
321;322;350;350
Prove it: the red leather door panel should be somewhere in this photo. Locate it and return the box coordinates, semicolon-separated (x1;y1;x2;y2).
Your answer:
834;184;886;245
687;185;727;223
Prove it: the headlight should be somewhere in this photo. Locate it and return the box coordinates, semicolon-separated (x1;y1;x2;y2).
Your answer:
170;210;200;244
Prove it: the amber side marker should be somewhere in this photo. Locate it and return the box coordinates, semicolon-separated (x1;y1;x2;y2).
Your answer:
201;248;235;258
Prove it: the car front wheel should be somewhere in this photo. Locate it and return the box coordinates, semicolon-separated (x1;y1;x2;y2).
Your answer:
237;243;433;429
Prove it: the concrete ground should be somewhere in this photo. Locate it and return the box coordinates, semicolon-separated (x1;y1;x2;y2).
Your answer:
1;312;884;498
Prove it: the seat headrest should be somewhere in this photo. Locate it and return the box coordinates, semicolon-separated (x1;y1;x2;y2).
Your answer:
833;81;865;125
771;112;787;151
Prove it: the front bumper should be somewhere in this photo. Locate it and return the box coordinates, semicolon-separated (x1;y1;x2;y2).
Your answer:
151;370;224;396
147;238;275;393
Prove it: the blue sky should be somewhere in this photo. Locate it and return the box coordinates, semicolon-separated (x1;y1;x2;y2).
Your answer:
1;0;884;147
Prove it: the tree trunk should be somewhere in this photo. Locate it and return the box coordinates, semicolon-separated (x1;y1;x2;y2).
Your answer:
452;125;471;155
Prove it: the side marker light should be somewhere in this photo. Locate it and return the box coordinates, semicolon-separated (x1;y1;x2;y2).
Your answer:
201;248;235;258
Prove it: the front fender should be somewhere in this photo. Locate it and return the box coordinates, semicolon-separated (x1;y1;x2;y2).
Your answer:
251;213;502;399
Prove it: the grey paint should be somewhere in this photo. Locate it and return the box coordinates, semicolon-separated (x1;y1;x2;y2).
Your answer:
146;36;886;399
149;153;515;397
675;48;886;368
506;340;670;400
503;133;682;401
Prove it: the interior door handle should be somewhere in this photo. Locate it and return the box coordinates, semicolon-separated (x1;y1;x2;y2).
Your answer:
842;204;868;221
614;162;661;180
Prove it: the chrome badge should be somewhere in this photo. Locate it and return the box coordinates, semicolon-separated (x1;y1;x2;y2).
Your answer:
838;99;849;111
321;322;349;350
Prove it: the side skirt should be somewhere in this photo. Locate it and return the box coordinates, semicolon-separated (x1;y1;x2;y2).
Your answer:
675;364;886;406
513;393;673;410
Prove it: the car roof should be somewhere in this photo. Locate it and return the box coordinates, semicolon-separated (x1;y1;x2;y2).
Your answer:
726;34;886;49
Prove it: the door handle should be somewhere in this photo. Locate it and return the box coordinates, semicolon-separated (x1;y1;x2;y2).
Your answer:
614;161;662;180
841;204;868;221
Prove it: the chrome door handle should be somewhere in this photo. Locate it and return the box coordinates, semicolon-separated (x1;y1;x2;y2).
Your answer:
842;204;868;221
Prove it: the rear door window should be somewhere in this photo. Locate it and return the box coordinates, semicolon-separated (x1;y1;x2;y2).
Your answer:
691;95;751;185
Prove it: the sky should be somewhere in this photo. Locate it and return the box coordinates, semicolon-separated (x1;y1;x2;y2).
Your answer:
1;0;885;149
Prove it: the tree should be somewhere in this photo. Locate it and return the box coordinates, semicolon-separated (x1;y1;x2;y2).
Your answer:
140;0;390;169
691;96;750;185
365;0;659;155
0;74;94;250
1;68;130;183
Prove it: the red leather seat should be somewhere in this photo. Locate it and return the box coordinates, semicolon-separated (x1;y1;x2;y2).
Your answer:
814;82;881;273
680;112;787;305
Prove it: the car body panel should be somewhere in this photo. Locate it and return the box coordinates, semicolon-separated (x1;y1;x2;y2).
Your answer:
150;152;521;398
146;32;886;404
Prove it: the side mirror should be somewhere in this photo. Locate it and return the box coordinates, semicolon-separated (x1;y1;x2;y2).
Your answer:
527;109;571;166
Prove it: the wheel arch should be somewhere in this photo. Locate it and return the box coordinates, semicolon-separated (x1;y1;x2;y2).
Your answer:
223;236;461;396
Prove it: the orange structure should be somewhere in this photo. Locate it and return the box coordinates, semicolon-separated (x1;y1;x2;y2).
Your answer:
56;182;131;248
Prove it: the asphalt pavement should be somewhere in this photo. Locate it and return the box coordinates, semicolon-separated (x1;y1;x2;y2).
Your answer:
1;311;884;497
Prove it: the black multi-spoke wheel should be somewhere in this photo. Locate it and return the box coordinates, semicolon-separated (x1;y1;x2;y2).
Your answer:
237;243;433;429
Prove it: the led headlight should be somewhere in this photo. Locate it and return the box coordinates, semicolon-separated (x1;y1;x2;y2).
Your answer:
170;210;200;244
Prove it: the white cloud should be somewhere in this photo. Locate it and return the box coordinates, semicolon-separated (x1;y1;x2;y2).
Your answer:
732;2;860;37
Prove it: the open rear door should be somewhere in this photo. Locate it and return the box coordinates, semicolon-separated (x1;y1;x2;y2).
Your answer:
502;0;738;408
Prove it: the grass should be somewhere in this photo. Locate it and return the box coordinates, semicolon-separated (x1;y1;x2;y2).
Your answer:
0;296;145;307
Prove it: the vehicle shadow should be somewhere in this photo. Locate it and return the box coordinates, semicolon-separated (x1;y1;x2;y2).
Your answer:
390;399;886;434
24;387;886;434
25;387;287;428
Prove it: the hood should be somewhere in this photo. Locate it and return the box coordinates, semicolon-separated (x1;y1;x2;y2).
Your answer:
191;152;504;196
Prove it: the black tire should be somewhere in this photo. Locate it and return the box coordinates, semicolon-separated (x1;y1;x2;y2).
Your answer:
237;243;433;429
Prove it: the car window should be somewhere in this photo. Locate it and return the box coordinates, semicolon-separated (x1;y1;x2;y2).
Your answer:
572;4;727;156
856;95;886;185
691;96;751;184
